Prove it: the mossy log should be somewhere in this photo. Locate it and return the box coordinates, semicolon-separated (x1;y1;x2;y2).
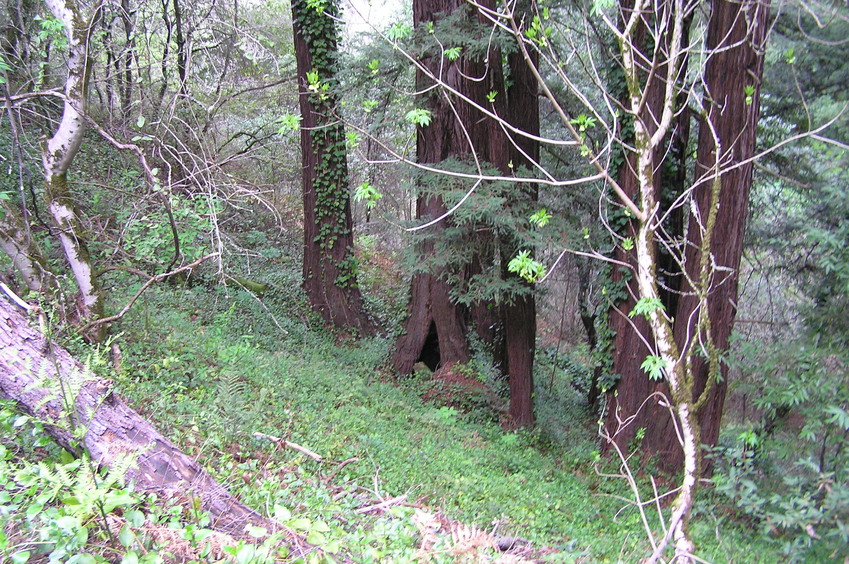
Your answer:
0;296;273;537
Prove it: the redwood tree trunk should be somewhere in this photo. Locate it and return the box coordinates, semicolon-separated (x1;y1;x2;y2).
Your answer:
392;0;494;373
293;0;373;333
604;0;679;458
604;0;769;472
493;28;540;427
671;0;770;468
392;199;471;374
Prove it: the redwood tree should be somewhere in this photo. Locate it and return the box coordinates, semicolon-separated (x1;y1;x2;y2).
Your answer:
293;0;373;332
392;0;495;374
604;0;770;472
391;0;540;426
490;18;540;427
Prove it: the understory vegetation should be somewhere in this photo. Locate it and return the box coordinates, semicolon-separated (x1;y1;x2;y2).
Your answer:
0;278;782;562
0;165;841;561
2;0;848;560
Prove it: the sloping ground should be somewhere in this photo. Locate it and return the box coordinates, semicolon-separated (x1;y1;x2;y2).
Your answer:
100;284;781;562
1;282;787;562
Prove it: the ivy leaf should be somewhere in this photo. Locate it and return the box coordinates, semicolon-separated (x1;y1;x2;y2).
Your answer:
640;355;667;381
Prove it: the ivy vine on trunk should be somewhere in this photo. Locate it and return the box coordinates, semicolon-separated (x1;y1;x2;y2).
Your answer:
292;0;373;333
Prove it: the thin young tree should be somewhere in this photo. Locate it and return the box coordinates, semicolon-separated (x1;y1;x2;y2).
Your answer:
604;0;771;476
41;0;106;339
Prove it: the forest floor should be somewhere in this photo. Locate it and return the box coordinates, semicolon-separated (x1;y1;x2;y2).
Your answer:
68;267;781;563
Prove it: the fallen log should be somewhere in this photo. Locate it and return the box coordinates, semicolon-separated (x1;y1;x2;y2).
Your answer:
0;295;273;537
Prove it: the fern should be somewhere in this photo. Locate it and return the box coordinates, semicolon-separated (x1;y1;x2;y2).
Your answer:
214;370;249;436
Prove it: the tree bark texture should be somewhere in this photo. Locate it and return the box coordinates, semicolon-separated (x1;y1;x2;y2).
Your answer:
393;0;495;374
671;0;770;466
605;0;769;472
0;200;56;294
604;0;681;460
42;0;105;339
0;296;273;536
492;23;540;427
394;0;540;428
293;0;373;333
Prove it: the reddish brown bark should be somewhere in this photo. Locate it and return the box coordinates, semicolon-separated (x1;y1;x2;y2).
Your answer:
671;0;770;468
604;0;769;472
394;0;540;428
293;0;373;333
392;206;472;374
494;35;540;428
392;0;494;374
604;0;680;458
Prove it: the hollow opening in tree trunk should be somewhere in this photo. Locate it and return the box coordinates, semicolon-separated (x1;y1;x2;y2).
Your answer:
418;321;441;371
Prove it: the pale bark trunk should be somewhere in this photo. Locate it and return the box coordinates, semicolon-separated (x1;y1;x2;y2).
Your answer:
0;200;55;293
0;296;274;537
41;0;105;338
615;2;701;558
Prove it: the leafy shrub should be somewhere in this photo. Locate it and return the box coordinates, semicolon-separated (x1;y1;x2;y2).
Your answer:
712;341;849;561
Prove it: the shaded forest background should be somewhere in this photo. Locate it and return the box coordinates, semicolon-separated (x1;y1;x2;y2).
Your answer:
0;0;847;560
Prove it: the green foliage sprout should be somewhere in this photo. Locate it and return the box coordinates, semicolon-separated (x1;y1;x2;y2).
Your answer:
629;297;665;320
405;109;433;127
640;355;667;381
444;47;462;61
508;250;547;283
529;208;552;228
354;182;382;209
